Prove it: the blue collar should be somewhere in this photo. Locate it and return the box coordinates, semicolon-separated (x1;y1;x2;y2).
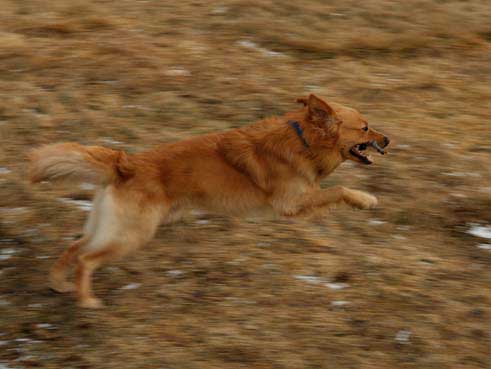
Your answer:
287;120;310;149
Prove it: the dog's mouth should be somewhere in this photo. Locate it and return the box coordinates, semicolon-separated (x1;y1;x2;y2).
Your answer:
349;141;386;165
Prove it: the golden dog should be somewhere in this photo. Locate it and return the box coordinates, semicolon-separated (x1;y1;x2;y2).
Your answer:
29;94;390;308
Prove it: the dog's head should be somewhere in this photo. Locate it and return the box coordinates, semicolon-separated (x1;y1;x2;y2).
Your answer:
298;94;390;165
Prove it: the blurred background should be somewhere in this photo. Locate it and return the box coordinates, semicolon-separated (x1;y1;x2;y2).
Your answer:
0;1;490;368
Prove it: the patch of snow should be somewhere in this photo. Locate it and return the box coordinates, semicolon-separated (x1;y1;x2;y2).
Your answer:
368;219;386;226
331;300;350;307
392;234;407;240
237;40;258;49
296;275;350;290
97;80;118;85
305;85;320;92
395;329;411;343
28;303;43;308
122;104;153;111
79;182;96;191
467;225;491;239
396;225;411;231
237;40;286;58
0;363;18;369
1;207;29;214
325;283;349;290
167;270;184;277
211;6;227;14
101;137;123;146
14;338;31;343
443;172;481;178
0;249;16;260
191;209;206;216
164;67;191;77
477;244;491;250
0;168;11;175
395;144;411;150
35;323;55;329
294;275;323;284
195;219;210;225
120;283;141;290
57;198;92;212
35;255;51;259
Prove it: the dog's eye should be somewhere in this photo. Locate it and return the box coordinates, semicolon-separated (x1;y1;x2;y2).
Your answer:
362;126;368;132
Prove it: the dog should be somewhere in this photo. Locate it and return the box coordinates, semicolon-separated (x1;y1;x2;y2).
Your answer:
28;94;390;308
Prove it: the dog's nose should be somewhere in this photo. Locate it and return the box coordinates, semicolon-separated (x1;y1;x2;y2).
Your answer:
383;136;390;147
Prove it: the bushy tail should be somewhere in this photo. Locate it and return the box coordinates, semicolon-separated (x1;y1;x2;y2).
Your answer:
28;143;133;186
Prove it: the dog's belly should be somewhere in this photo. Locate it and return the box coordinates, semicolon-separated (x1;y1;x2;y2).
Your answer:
193;193;272;217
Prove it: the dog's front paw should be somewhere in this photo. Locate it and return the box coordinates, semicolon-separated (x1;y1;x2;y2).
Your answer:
343;189;378;210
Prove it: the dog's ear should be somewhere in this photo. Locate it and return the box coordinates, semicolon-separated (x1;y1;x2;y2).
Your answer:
306;94;336;126
296;97;308;106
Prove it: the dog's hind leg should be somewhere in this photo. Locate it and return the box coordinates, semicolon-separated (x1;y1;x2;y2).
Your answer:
75;245;123;308
49;190;103;293
50;236;88;293
74;187;164;308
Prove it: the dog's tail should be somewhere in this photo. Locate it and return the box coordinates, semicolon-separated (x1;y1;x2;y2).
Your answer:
28;143;134;186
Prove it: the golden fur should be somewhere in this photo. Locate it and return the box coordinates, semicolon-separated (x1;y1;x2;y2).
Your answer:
29;94;390;308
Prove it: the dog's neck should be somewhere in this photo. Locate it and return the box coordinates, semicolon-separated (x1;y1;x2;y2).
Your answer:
287;120;310;149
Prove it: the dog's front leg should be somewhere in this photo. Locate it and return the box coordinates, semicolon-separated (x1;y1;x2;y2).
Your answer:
273;186;377;217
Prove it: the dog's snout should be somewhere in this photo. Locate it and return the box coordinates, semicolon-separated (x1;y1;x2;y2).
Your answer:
383;136;390;147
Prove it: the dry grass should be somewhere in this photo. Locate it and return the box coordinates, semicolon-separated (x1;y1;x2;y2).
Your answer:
0;1;490;368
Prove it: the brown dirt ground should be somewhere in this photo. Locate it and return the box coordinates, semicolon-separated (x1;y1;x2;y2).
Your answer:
1;1;490;368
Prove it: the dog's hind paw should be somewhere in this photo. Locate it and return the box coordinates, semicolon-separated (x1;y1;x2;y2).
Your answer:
49;275;76;293
343;189;378;210
78;297;104;309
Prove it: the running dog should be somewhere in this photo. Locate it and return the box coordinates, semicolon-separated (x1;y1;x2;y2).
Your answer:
29;94;390;308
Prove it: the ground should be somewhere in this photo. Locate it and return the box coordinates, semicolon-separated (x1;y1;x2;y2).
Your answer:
0;1;490;368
